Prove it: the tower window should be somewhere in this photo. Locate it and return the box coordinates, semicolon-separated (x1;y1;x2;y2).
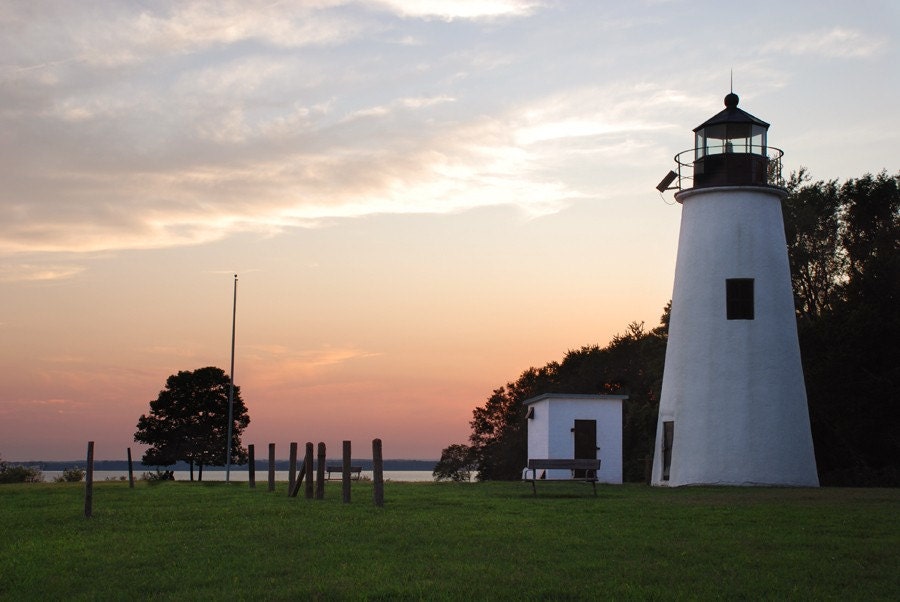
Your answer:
726;278;754;320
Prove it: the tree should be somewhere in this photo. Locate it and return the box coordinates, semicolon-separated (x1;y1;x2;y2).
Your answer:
469;365;560;480
463;307;669;482
785;171;899;485
432;444;476;482
782;169;845;320
134;367;250;481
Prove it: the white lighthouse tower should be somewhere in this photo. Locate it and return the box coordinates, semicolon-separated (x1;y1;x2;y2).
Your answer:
651;92;818;487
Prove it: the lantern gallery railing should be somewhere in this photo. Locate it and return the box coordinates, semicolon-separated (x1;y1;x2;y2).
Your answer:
669;145;784;191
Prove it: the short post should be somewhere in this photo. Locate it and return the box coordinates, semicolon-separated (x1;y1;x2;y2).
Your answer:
126;447;134;489
315;442;326;500
342;440;352;504
84;441;95;518
268;443;276;492
304;442;314;499
248;444;256;488
288;442;298;495
372;438;384;508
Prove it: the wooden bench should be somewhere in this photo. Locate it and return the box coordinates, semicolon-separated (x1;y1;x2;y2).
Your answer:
325;466;362;480
523;459;601;496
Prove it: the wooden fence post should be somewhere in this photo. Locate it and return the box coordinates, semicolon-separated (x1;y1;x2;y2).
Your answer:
304;442;314;499
84;441;95;518
289;458;306;497
127;447;134;489
315;442;326;499
268;443;276;492
248;444;255;488
372;438;384;508
342;440;352;504
288;442;298;495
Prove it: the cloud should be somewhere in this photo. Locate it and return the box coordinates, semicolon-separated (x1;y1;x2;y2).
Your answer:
0;263;86;283
369;0;541;21
144;346;210;360
503;84;700;181
515;117;669;145
0;397;84;417
763;27;887;59
240;344;382;390
0;84;582;255
0;2;568;259
0;77;694;256
6;2;841;262
340;95;456;122
0;2;373;74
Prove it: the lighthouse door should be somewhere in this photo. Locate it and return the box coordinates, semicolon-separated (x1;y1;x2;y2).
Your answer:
662;421;675;481
573;419;598;478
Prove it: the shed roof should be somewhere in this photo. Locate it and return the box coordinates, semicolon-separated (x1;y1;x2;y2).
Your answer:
523;393;629;406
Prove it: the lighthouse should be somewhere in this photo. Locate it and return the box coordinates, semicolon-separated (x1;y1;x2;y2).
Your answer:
651;92;819;487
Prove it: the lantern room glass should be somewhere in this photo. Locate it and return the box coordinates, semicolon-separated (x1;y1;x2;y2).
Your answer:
695;124;767;159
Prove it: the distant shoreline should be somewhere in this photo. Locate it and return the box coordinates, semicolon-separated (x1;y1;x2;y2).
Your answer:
12;459;438;471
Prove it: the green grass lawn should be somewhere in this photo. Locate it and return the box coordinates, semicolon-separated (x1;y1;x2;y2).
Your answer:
1;480;897;600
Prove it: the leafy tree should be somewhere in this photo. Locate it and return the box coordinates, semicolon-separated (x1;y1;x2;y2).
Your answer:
463;308;668;482
782;169;845;320
432;444;476;482
469;365;560;480
785;171;899;485
593;317;668;481
134;367;250;481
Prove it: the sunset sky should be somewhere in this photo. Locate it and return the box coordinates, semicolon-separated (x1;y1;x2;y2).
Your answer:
2;1;898;462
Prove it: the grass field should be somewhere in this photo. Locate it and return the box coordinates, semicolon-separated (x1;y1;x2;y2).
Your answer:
1;480;898;600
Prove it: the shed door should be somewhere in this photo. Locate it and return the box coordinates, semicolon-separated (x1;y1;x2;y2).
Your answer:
573;420;597;478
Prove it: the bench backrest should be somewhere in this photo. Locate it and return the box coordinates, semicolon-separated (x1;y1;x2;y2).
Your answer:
527;459;601;470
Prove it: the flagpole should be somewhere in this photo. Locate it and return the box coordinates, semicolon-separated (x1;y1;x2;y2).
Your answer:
225;274;238;482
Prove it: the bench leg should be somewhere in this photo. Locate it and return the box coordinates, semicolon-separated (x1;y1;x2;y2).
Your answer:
524;469;537;495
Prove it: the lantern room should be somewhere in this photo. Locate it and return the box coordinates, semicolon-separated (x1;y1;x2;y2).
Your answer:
691;92;771;188
659;92;784;193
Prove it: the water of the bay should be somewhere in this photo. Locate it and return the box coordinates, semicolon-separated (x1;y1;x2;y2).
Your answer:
44;470;436;482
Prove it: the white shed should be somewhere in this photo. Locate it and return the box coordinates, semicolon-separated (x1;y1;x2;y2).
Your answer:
524;393;627;484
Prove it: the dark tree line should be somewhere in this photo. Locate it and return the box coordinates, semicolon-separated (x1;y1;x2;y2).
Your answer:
437;170;898;486
436;315;668;483
785;170;899;485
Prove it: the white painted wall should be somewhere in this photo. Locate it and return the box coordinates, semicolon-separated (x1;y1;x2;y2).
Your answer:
651;186;818;487
525;394;625;484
